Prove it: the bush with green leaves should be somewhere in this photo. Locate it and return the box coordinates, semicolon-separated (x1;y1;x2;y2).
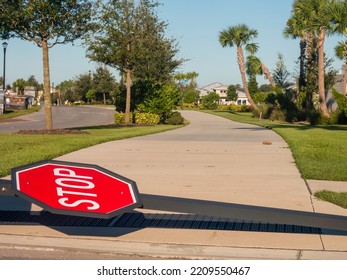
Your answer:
202;92;220;110
135;112;160;125
114;112;133;124
166;111;184;125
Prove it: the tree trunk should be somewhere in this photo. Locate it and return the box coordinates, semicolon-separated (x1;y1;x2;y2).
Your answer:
299;36;306;90
237;46;258;110
305;31;314;111
344;64;347;96
317;28;329;117
42;40;53;130
344;42;347;96
125;69;131;125
261;63;276;88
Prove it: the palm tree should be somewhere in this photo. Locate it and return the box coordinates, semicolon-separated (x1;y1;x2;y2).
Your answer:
329;0;347;95
284;10;307;90
246;54;276;88
308;0;332;117
219;24;259;109
288;0;332;117
335;42;347;95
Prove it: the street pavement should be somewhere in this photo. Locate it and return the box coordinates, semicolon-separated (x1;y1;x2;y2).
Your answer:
0;110;347;259
0;106;115;133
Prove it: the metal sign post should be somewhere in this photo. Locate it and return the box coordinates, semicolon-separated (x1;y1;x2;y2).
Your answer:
1;160;347;232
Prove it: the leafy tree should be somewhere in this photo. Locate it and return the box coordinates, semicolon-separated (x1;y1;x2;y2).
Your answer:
12;78;26;95
86;89;97;102
57;79;74;103
219;24;259;109
137;83;181;122
247;75;259;95
335;42;347;95
227;85;238;102
93;66;117;104
26;75;42;90
202;92;220;110
0;0;94;129
73;72;93;102
175;72;199;106
329;0;347;95
85;0;182;124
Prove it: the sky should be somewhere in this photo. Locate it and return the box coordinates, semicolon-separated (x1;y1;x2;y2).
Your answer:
1;0;344;88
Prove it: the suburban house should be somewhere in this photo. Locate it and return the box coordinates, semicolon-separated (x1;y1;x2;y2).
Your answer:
198;82;250;105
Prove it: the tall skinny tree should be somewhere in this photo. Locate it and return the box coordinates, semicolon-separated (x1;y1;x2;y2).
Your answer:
329;0;347;95
219;24;259;109
0;0;94;130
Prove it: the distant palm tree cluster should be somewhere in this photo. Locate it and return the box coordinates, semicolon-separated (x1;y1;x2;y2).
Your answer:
219;0;346;122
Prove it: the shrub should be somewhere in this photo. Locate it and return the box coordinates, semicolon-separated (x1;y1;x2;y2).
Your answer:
202;92;219;109
331;88;347;112
114;112;160;125
114;112;133;124
135;112;160;125
166;111;184;125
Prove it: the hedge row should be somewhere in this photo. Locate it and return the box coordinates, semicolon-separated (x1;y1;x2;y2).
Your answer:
114;112;160;125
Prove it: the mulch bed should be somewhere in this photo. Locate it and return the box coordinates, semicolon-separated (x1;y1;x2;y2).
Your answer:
17;129;90;135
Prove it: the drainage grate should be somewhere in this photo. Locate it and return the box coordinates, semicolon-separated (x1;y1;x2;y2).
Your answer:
0;211;323;234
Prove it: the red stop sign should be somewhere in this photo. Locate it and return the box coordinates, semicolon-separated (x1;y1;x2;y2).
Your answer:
11;160;142;219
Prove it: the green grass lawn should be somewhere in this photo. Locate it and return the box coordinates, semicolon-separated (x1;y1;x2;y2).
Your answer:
0;106;41;120
208;111;347;182
0;124;182;177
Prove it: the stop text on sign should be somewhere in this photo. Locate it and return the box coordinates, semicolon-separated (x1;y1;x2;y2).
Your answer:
54;167;100;210
11;160;141;219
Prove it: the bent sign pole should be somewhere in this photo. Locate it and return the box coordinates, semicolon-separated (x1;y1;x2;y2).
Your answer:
1;160;347;232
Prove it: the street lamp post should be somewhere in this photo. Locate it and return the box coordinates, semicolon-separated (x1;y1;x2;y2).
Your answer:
1;42;8;114
2;42;8;90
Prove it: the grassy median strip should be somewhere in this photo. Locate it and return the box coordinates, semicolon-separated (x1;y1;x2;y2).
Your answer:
315;190;347;209
0;124;182;177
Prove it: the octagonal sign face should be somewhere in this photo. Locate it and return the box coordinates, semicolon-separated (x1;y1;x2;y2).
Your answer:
11;160;142;219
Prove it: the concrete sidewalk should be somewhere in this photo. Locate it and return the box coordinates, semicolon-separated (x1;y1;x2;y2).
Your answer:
1;110;347;259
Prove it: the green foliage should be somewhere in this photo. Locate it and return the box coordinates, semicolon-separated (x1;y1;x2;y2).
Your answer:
137;84;181;123
85;0;182;84
86;89;96;101
248;75;259;95
272;53;291;88
114;112;160;125
0;0;94;46
135;112;160;125
183;90;200;104
166;111;184;125
252;92;269;104
331;88;347;112
227;85;238;102
217;104;252;112
202;92;220;110
264;92;303;122
114;112;133;125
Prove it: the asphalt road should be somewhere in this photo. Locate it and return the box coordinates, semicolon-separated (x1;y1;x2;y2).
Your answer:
0;106;116;133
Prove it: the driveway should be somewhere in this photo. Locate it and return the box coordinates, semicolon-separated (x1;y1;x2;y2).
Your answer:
0;106;115;133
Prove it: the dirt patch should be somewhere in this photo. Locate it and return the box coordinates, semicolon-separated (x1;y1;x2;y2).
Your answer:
17;129;89;135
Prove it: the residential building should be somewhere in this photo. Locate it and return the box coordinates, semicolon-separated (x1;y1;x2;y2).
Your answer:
198;82;250;105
